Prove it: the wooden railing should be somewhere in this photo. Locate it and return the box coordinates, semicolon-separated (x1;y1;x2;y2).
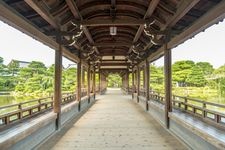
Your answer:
149;91;225;126
95;85;99;93
139;88;145;97
81;88;88;97
0;92;76;129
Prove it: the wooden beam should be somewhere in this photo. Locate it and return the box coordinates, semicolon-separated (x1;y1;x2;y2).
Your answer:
65;0;99;54
65;0;81;19
80;18;148;26
0;1;80;63
128;0;160;53
100;63;129;66
148;0;225;62
101;59;127;62
166;0;200;27
54;35;62;129
111;0;116;7
144;0;200;50
24;1;82;50
24;0;58;28
25;0;80;47
93;42;132;47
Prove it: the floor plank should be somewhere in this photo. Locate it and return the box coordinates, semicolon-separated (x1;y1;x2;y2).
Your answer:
39;89;187;150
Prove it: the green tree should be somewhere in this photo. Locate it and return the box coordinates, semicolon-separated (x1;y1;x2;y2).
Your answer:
150;64;164;84
212;65;225;95
15;61;48;94
196;62;214;75
62;67;77;91
8;60;20;76
186;66;207;87
0;57;3;64
107;74;121;87
172;60;195;86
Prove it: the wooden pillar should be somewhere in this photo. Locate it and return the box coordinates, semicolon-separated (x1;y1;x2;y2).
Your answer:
132;68;135;99
143;67;146;92
54;34;62;130
145;59;150;111
126;71;129;93
87;64;91;103
164;35;172;128
82;66;85;88
77;61;81;111
137;65;140;103
122;76;124;89
93;67;96;99
99;71;101;94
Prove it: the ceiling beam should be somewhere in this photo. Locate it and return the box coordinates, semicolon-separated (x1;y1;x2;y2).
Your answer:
93;42;132;47
0;1;79;63
100;63;130;66
24;0;80;50
79;18;150;26
65;0;99;54
24;0;58;28
144;0;200;50
111;0;116;7
99;53;126;56
128;0;160;53
147;0;225;62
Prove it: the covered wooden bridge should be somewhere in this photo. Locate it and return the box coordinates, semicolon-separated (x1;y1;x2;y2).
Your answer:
0;0;225;149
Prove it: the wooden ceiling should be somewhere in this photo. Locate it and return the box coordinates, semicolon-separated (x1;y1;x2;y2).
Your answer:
0;0;224;70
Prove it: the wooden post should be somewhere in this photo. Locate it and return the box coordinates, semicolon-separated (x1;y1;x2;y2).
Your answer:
143;67;146;93
93;67;96;99
87;64;91;103
82;66;85;89
164;34;172;129
137;65;140;103
77;61;81;111
145;59;150;111
54;34;62;130
99;71;101;94
132;68;135;99
126;71;129;93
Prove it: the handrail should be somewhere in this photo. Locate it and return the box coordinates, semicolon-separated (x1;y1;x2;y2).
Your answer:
149;90;225;126
0;92;76;129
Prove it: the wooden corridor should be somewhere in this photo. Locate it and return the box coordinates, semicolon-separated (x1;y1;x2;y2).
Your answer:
39;89;187;150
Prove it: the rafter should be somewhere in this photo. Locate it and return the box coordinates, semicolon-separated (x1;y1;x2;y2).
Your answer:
144;0;200;50
100;63;130;66
24;0;58;28
65;0;99;54
128;0;160;54
147;0;225;62
93;42;132;47
70;18;151;26
24;0;80;49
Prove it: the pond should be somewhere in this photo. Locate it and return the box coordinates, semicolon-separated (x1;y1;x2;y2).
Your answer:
0;95;36;106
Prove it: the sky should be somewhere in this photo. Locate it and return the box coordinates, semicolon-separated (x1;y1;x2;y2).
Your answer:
0;19;225;68
153;20;225;68
0;21;74;68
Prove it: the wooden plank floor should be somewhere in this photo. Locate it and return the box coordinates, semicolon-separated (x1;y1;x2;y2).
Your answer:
39;88;187;150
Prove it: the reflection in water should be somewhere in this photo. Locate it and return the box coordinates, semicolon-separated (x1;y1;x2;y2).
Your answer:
0;95;36;106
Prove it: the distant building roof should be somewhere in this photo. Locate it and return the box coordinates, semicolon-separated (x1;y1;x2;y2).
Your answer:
66;64;76;69
7;59;30;68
